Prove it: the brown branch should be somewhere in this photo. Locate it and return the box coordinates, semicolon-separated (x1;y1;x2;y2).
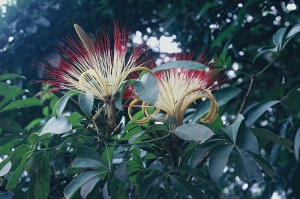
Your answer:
230;74;255;124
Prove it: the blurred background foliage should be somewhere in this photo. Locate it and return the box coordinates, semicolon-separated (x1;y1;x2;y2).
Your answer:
0;0;300;198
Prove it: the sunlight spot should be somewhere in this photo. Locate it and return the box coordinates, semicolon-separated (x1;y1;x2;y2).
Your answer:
287;2;297;11
8;36;14;42
0;0;7;6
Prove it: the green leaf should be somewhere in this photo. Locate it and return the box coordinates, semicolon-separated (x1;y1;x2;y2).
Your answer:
244;100;280;127
0;160;11;177
26;171;37;199
78;91;94;117
195;2;218;19
39;116;72;135
139;174;161;199
221;114;244;143
150;114;176;124
115;80;134;111
0;96;13;110
169;175;208;199
54;91;76;118
209;144;234;184
271;83;285;98
102;146;114;169
0;73;25;81
34;153;50;199
114;160;129;182
236;124;259;154
190;140;228;167
286;85;300;110
64;171;106;199
252;46;277;64
133;73;159;104
72;145;107;169
0;98;43;113
272;27;287;48
6;153;31;190
10;144;33;164
250;128;293;150
128;124;167;144
152;60;206;72
294;127;300;161
80;176;100;199
173;123;213;142
212;26;237;48
0;118;23;132
171;166;207;182
234;148;264;182
286;23;300;38
282;23;300;49
103;182;109;199
248;151;278;181
0;82;25;97
191;87;241;123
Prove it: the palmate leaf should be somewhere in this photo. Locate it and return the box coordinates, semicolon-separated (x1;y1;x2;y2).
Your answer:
0;73;25;81
171;166;207;182
234;148;264;183
39;116;72;136
0;118;23;133
248;151;278;181
128;124;168;144
173;123;213;142
244;100;280;127
78;91;94;117
169;175;208;199
53;91;77;118
72;145;107;169
34;152;51;199
294;127;300;161
0;159;11;177
191;87;242;123
189;139;229;167
272;27;287;48
139;173;162;199
221;114;244;143
236;124;259;154
0;82;25;97
80;176;100;199
152;60;206;72
250;128;293;150
114;160;129;182
209;144;234;184
133;73;159;104
0;98;43;113
64;171;106;199
115;80;134;110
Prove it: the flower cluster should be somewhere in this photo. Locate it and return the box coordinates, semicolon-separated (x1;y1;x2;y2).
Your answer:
41;23;222;127
127;52;221;127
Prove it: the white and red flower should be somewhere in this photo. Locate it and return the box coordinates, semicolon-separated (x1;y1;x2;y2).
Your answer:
128;52;222;126
41;22;151;104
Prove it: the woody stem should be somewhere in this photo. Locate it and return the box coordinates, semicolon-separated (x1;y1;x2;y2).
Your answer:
105;102;116;139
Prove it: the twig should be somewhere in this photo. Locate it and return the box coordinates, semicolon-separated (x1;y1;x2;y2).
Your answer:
230;74;255;124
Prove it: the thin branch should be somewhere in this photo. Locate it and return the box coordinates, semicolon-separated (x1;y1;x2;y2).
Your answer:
230;74;255;124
